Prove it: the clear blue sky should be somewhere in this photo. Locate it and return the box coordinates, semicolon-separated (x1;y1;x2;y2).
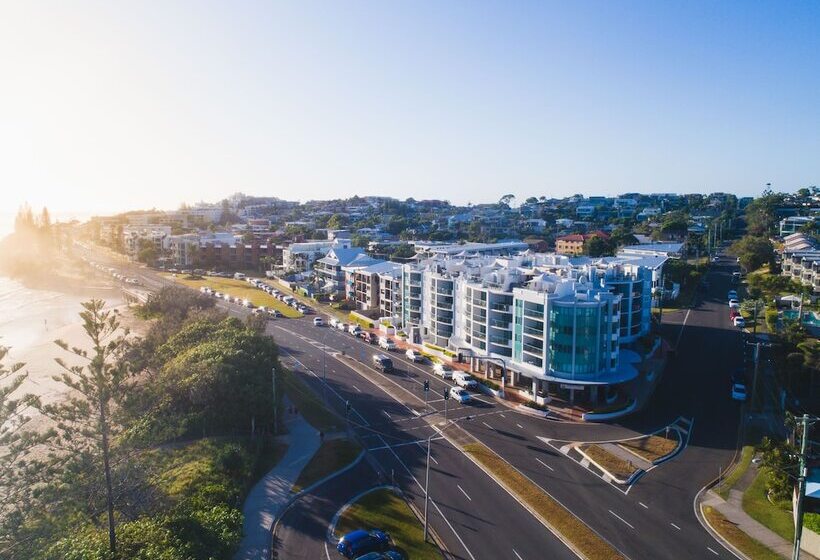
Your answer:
1;1;818;213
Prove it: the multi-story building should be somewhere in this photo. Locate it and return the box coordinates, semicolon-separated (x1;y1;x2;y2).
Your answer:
122;225;171;259
281;239;350;274
315;247;368;293
399;252;656;405
780;216;814;237
555;234;585;255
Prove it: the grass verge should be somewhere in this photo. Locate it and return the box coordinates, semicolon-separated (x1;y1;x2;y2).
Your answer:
463;442;624;560
162;274;302;317
281;369;341;433
716;446;755;499
335;488;442;560
293;438;361;492
581;444;638;480
619;434;678;463
703;506;782;560
742;469;794;542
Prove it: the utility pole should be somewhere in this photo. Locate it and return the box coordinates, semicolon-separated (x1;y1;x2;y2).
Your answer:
658;275;665;327
423;434;432;542
793;414;816;560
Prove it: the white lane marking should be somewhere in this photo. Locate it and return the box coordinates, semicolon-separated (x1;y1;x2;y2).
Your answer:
482;421;494;430
608;510;634;530
516;423;524;429
535;457;554;471
324;541;331;560
457;484;472;501
675;308;691;348
383;410;392;420
352;385;362;393
499;413;506;418
512;549;523;560
639;502;649;509
707;546;720;556
670;522;681;531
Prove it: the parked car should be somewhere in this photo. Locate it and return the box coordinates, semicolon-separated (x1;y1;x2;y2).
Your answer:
272;310;283;318
330;318;340;328
728;299;740;309
732;271;741;282
359;331;378;344
733;316;746;328
731;382;747;402
349;324;363;336
378;337;396;351
372;354;394;373
336;529;390;559
727;290;738;300
449;386;471;404
433;363;454;379
405;349;424;362
453;371;478;389
336;322;349;331
313;317;324;326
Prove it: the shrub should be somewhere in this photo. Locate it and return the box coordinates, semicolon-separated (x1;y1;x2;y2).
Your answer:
480;378;502;392
765;309;779;332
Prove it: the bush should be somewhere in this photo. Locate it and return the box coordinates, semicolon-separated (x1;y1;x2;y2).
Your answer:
523;400;547;411
765;309;779;332
480;378;502;392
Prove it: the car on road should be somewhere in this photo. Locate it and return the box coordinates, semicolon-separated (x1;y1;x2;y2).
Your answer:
336;322;349;332
449;386;471;404
330;318;340;328
731;382;747;402
349;324;363;336
733;316;746;328
712;256;720;263
354;552;403;560
313;317;324;326
727;290;738;300
405;349;424;362
728;299;740;309
336;529;391;559
433;363;454;379
453;371;478;389
378;337;396;351
359;331;378;344
732;271;741;282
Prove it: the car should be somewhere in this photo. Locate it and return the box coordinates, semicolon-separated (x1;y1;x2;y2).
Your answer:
449;386;471;404
330;318;340;328
234;272;246;280
354;552;404;560
728;299;740;309
731;383;747;402
732;271;741;282
349;324;363;335
378;337;396;351
242;299;254;308
359;331;378;344
433;363;454;379
727;290;738;300
272;310;283;318
337;322;349;331
313;317;324;326
729;309;740;319
372;354;394;372
453;371;478;389
712;256;720;263
336;529;390;559
405;349;424;362
733;316;746;328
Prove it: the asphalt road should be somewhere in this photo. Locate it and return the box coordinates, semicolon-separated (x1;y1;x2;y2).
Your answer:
84;245;749;560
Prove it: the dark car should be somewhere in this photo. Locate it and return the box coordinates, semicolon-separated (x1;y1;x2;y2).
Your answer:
336;529;390;559
354;551;403;560
359;331;378;344
372;354;394;373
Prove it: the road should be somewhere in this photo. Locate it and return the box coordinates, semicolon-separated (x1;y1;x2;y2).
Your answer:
83;244;750;560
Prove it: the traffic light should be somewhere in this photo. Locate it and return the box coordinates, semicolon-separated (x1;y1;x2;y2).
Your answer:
423;380;429;392
443;388;449;400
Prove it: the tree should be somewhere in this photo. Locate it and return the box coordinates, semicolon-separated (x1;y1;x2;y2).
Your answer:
524;197;538;205
327;214;348;230
744;190;786;236
729;235;775;272
584;236;614;257
758;436;799;500
39;301;133;554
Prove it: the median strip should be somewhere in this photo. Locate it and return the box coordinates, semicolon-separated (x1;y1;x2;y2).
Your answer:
462;441;625;560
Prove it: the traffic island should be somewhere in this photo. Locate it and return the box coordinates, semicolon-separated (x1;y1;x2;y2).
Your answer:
333;487;443;560
577;444;642;484
292;438;362;493
617;433;681;464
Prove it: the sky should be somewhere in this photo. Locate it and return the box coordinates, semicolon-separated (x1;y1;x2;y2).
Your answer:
1;0;819;215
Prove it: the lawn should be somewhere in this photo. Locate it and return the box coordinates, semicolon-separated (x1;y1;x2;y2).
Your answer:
716;446;754;499
742;469;795;542
619;435;678;463
335;488;442;560
703;506;782;560
162;273;302;318
293;438;361;492
281;369;342;433
463;442;624;560
580;444;638;480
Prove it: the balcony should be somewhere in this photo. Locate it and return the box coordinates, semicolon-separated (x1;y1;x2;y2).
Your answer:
523;308;544;319
489;336;511;347
489;319;511;329
523;325;543;337
472;312;487;322
523;342;543;355
490;304;512;313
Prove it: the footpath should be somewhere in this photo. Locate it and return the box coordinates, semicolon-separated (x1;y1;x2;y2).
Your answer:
701;462;819;560
234;406;321;560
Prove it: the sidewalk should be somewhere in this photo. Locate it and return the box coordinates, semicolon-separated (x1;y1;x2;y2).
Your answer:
701;463;819;560
234;406;321;560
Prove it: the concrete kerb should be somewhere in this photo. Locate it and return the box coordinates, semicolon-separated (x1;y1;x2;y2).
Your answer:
574;446;642;486
269;450;366;560
694;486;747;560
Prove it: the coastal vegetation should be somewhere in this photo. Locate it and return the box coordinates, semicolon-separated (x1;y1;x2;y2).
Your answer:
0;287;284;559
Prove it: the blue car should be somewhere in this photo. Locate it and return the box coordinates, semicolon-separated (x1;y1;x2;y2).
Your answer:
355;552;403;560
336;529;390;558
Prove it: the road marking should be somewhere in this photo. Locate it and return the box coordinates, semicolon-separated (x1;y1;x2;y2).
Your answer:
457;484;472;501
535;458;554;471
670;522;681;531
675;308;691;348
639;502;649;509
516;423;524;429
352;385;362;393
707;546;720;556
482;421;494;430
383;410;392;419
499;413;506;418
608;510;634;530
512;549;523;560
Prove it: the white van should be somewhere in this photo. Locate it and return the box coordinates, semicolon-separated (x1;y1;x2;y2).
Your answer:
234;272;246;280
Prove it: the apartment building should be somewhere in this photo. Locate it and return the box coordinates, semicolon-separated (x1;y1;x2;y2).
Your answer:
399;253;654;405
780;216;814;237
555;234;585;255
281;239;350;273
123;225;171;258
413;241;529;259
315;247;368;292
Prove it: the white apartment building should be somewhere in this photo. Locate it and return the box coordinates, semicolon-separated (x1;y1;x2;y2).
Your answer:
399;253;655;405
123;225;172;258
281;239;351;274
